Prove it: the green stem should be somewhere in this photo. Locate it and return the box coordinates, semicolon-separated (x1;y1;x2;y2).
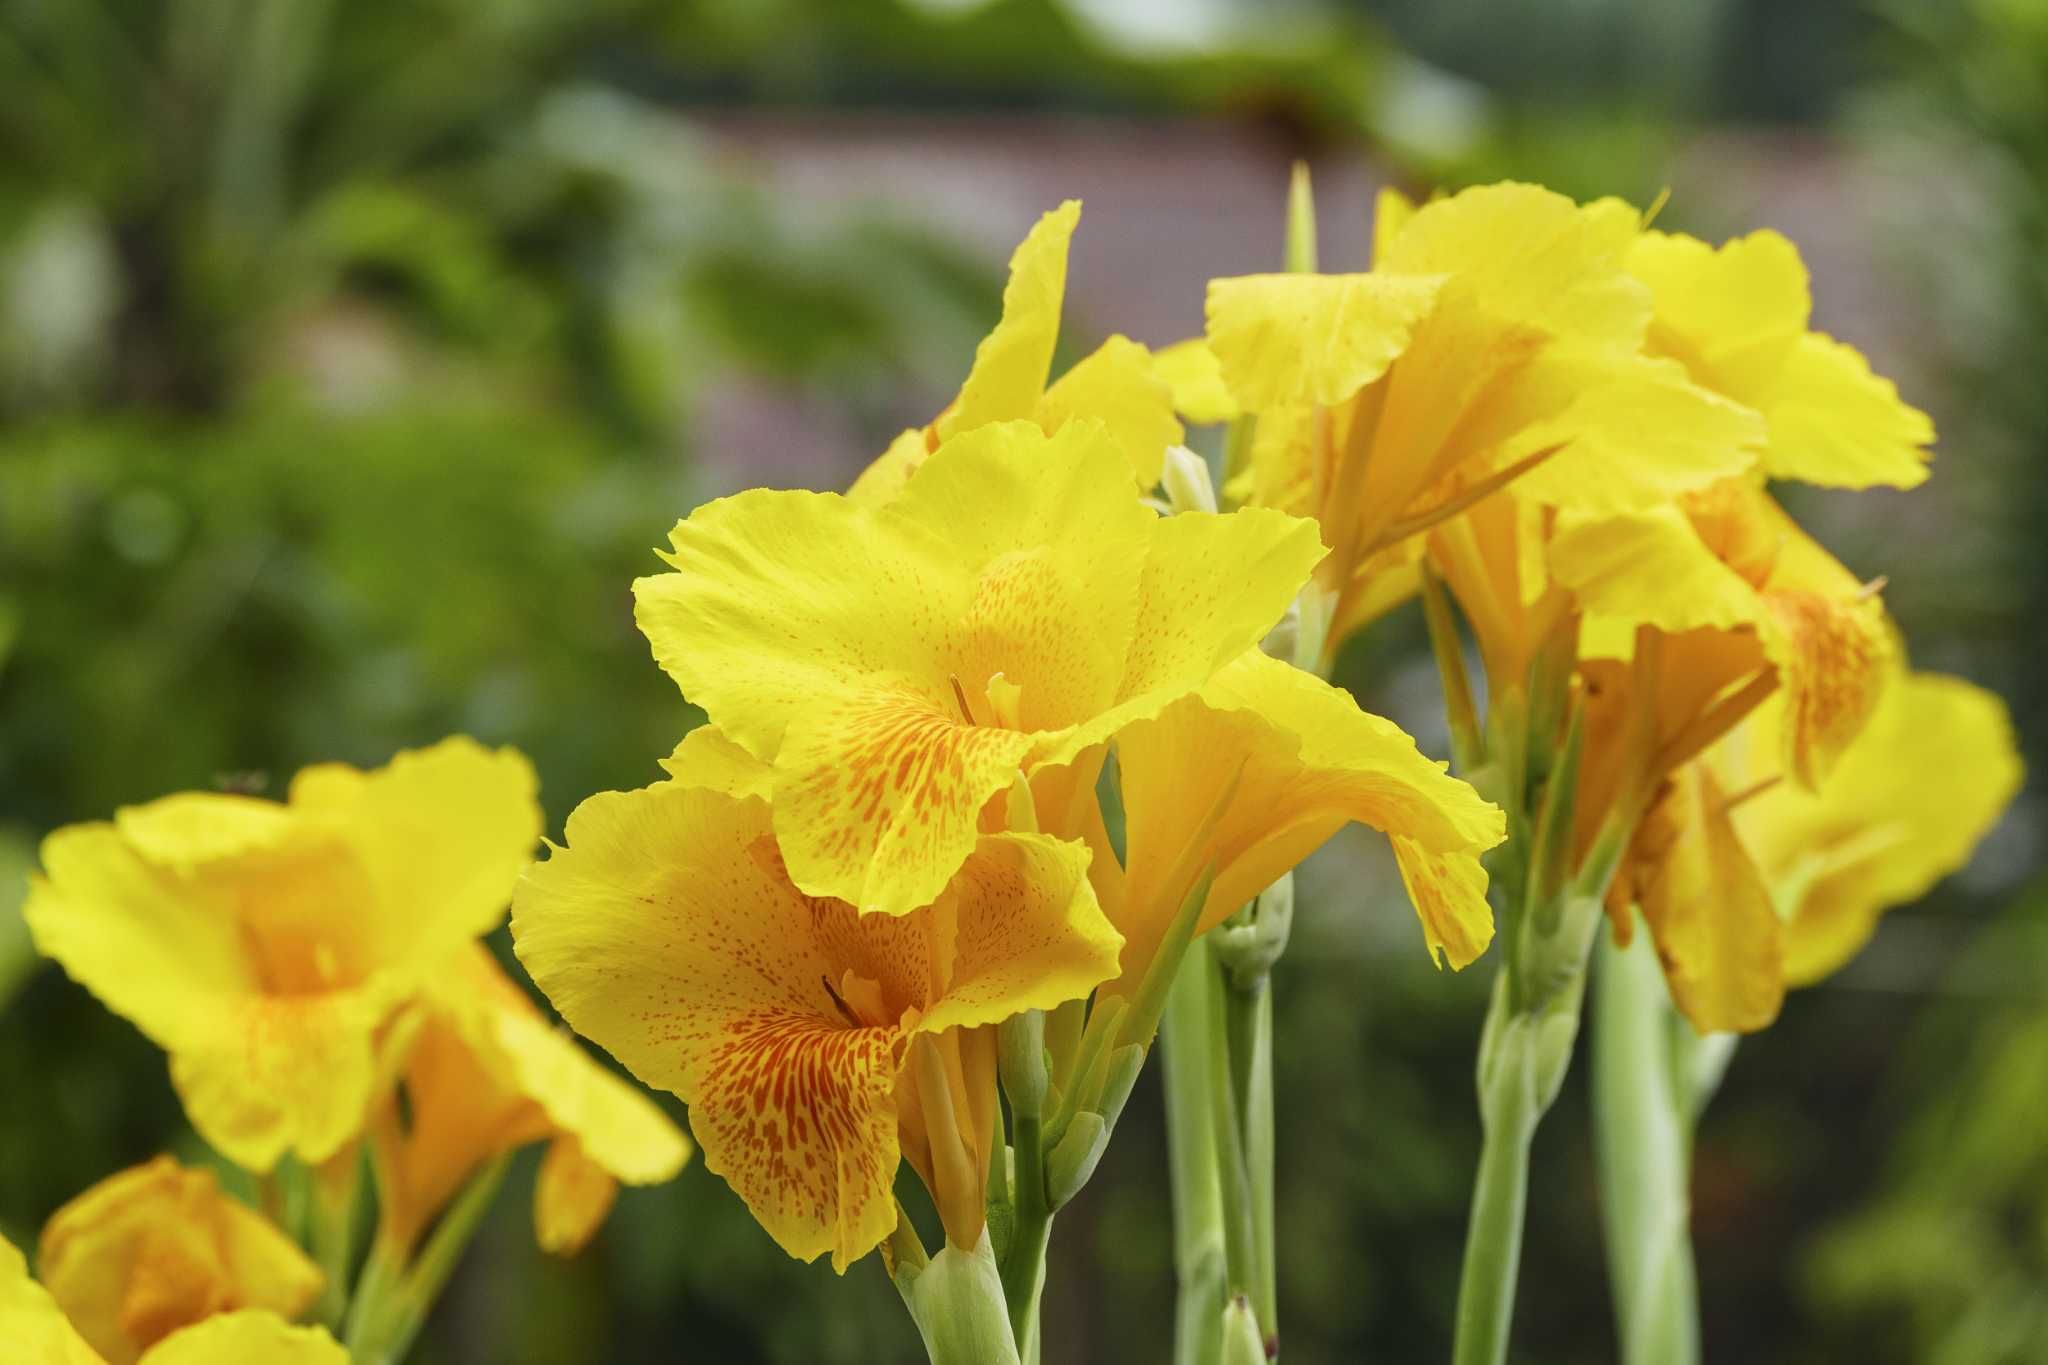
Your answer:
897;1235;1024;1365
340;1234;404;1357
1162;939;1227;1365
306;1152;360;1330
1000;1110;1052;1356
1221;971;1277;1356
1206;956;1258;1311
345;1153;512;1365
1452;952;1590;1365
1593;929;1702;1365
1452;1060;1538;1365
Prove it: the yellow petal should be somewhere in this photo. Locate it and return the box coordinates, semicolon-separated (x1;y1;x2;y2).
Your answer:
935;201;1080;441
1150;338;1238;425
1113;650;1503;985
1549;504;1760;635
1227;403;1320;520
1205;271;1446;409
39;1156;321;1365
513;784;908;1271
1756;588;1892;790
1109;507;1328;707
1629;229;1932;489
1;1234;106;1364
1496;353;1766;514
773;680;1038;918
1759;333;1934;489
110;795;295;873
637;488;967;763
25;822;393;1169
139;1313;348;1365
908;830;1121;1036
25;824;259;1056
512;783;1114;1271
845;427;931;505
1628;228;1809;376
1728;674;2021;984
1630;764;1785;1033
1377;181;1648;346
642;418;1319;916
534;1136;620;1257
373;947;687;1254
658;724;773;800
288;736;541;962
170;987;395;1171
1390;835;1496;973
1036;334;1183;488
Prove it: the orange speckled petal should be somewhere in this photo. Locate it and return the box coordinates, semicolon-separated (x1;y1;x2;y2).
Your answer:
773;682;1037;917
512;784;908;1272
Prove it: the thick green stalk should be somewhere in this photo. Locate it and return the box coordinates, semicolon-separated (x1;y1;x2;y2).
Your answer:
1452;937;1593;1365
306;1151;361;1330
1593;930;1701;1365
897;1235;1024;1365
1221;968;1277;1354
1204;956;1262;1351
1162;938;1228;1365
1001;1110;1052;1357
345;1153;512;1365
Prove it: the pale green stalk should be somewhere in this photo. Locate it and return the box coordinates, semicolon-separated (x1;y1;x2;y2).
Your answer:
1162;939;1227;1365
1593;929;1738;1365
344;1153;512;1365
896;1234;1023;1365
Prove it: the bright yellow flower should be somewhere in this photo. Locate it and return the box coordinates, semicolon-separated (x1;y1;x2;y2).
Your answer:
510;777;1121;1272
22;738;541;1170
1730;672;2019;982
1605;760;1787;1033
367;944;691;1258
1605;670;2019;1033
1628;227;1934;489
2;1183;346;1365
848;201;1183;500
1558;478;1893;798
1203;182;1764;650
1107;650;1506;989
33;1157;321;1365
633;418;1325;917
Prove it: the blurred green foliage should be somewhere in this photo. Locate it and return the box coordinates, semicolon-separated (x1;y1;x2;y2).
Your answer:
0;1;2042;1362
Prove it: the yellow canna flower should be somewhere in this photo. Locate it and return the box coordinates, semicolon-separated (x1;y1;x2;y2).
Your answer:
848;201;1183;500
633;418;1325;917
1558;478;1893;799
1725;672;2020;985
0;1172;346;1364
366;944;691;1259
509;776;1122;1272
22;738;542;1171
4;1238;348;1364
1604;759;1787;1033
1108;649;1506;989
1627;227;1935;489
1203;182;1764;652
1605;670;2019;1034
33;1157;322;1365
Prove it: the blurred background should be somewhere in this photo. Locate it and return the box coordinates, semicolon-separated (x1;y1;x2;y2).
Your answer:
1;0;2043;1360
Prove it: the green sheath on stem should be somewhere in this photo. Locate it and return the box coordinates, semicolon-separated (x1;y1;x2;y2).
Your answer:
1162;937;1228;1365
1592;929;1703;1365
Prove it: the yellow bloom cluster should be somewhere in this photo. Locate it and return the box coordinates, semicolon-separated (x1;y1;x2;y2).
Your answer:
19;740;691;1357
3;1158;342;1364
511;201;1506;1277
8;178;2021;1364
1165;180;2016;1036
